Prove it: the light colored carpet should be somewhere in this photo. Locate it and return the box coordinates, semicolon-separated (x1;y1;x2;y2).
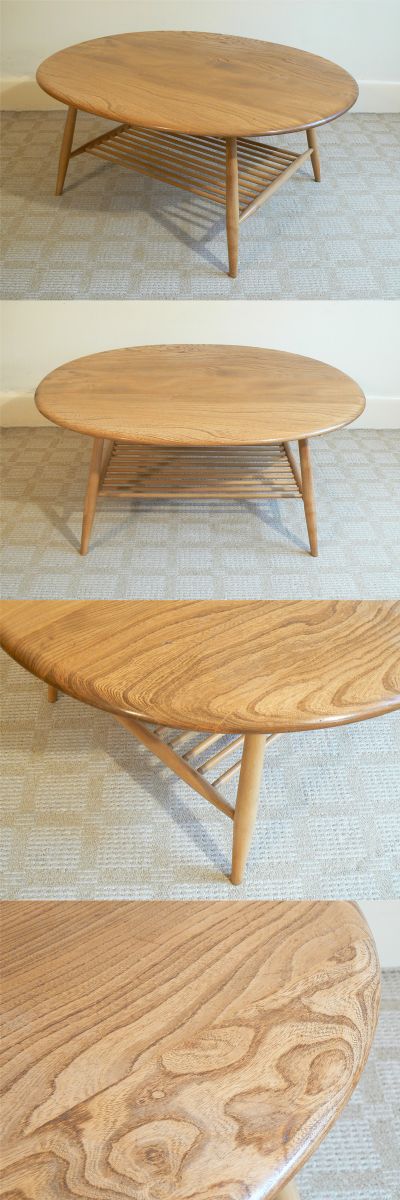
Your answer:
1;427;400;600
1;649;399;901
1;112;399;299
299;970;400;1200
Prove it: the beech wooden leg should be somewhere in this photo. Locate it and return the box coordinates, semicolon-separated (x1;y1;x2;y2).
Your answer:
47;685;58;703
275;1182;301;1200
55;105;77;195
299;437;318;557
307;126;321;182
231;733;266;884
80;437;104;556
226;136;239;278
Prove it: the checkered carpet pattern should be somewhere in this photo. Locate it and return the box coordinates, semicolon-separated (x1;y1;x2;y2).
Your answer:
1;617;399;902
1;111;399;299
1;427;399;600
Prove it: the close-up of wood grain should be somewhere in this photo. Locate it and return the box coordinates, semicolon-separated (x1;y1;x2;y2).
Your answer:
1;600;399;733
36;31;358;138
1;901;380;1200
35;345;365;445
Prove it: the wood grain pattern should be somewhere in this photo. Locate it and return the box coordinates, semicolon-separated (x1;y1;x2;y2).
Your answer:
35;345;365;446
0;901;380;1200
36;32;358;138
1;600;399;734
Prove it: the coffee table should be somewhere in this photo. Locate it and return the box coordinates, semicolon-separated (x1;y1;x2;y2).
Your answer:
36;31;358;276
35;344;365;558
2;600;399;885
1;899;380;1199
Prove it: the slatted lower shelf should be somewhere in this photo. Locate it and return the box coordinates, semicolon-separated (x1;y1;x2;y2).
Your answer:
99;442;303;500
141;723;281;814
72;123;308;216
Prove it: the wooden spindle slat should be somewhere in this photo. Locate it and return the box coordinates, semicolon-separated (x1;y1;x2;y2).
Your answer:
77;123;305;217
198;735;245;775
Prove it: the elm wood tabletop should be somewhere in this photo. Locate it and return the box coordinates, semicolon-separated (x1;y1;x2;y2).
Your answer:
36;32;358;276
1;600;399;885
35;344;366;559
1;901;380;1200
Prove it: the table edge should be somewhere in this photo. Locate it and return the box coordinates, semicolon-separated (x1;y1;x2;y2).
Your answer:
36;33;359;138
2;632;399;734
0;897;381;1200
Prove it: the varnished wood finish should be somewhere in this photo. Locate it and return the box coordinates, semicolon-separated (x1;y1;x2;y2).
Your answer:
72;124;307;218
3;602;398;881
80;436;103;556
307;126;321;182
299;437;318;556
0;900;380;1199
35;345;366;445
226;136;239;276
99;442;303;499
47;683;58;703
2;601;399;735
36;346;365;555
116;711;236;822
54;103;76;194
276;1185;301;1200
36;32;358;138
52;117;314;273
239;144;312;222
231;732;267;884
38;34;356;273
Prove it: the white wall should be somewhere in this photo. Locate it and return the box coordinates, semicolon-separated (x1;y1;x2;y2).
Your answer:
1;300;399;427
360;903;400;969
1;0;399;111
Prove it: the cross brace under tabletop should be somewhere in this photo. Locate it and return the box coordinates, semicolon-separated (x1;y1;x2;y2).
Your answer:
47;683;281;885
55;106;320;275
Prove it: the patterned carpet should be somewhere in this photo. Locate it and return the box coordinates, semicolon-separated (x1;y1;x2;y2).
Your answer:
1;627;399;903
1;111;399;299
1;427;399;600
300;970;400;1200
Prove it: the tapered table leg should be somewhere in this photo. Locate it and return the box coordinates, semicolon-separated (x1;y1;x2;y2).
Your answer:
231;732;266;884
80;437;104;556
299;437;318;556
226;136;239;277
276;1182;301;1199
47;685;58;703
307;126;321;182
55;105;77;195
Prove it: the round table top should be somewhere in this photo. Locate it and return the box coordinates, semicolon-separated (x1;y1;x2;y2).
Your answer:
2;600;399;734
36;31;358;139
35;345;365;446
1;900;379;1199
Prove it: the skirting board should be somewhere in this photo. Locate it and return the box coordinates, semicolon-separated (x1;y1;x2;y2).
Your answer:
1;76;399;112
360;903;400;969
1;392;399;428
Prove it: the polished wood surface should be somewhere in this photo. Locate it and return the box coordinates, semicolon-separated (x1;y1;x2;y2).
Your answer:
2;601;399;734
36;32;358;138
1;901;379;1199
35;346;365;445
